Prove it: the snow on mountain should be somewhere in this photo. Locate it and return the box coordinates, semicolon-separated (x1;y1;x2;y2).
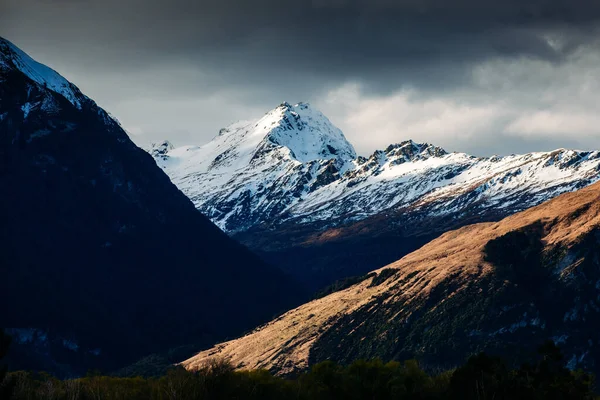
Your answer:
153;102;357;231
151;104;600;234
0;38;87;109
0;36;123;137
291;146;600;225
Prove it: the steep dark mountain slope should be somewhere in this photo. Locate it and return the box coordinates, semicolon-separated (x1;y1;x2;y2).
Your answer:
0;37;301;376
185;180;600;376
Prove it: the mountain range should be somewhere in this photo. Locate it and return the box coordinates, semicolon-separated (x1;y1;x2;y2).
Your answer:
184;180;600;376
0;37;301;376
151;102;600;290
4;35;600;381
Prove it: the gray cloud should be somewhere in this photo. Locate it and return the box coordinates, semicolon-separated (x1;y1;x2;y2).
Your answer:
2;0;600;155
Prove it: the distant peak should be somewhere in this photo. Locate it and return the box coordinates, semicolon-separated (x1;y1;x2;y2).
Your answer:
152;140;174;149
277;101;311;112
202;102;357;169
150;140;174;157
262;102;356;163
363;140;447;167
383;140;447;158
295;102;311;110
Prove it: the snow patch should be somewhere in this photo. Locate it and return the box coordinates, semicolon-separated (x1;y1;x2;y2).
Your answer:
21;102;34;119
0;38;85;108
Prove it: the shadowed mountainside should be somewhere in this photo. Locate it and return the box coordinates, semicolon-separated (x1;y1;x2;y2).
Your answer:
0;37;301;376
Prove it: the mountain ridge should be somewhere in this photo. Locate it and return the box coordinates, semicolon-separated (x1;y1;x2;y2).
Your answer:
0;37;88;109
152;104;600;234
183;180;600;376
151;105;600;290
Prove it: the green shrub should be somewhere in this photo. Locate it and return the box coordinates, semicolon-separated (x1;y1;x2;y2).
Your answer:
8;342;597;400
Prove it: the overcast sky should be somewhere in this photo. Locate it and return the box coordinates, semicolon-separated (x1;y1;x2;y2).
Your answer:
2;0;600;156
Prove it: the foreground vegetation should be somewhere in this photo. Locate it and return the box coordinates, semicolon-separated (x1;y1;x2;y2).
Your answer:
0;340;596;400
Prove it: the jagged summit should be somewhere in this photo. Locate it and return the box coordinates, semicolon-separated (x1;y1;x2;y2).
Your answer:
0;37;87;109
150;102;359;231
150;140;175;160
168;101;356;171
158;101;356;171
361;140;448;166
383;140;448;158
265;101;356;163
212;101;356;165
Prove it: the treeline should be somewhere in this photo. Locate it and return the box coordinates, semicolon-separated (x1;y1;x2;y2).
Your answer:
0;341;596;400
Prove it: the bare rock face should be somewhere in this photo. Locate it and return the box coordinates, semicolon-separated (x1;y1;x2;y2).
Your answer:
149;140;175;160
183;181;600;377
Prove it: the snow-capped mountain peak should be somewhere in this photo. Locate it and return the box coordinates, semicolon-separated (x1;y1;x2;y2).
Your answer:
242;101;356;165
0;38;87;109
151;102;360;231
151;101;600;233
162;102;356;174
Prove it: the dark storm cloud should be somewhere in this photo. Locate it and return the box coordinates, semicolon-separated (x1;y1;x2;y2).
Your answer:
4;0;600;95
2;0;600;155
